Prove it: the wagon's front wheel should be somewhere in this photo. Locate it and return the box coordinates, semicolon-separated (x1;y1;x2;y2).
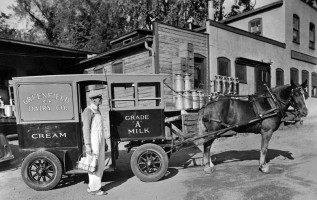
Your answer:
21;151;62;191
131;144;168;182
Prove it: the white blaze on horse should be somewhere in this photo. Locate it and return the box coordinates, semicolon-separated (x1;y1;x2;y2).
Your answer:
197;80;308;174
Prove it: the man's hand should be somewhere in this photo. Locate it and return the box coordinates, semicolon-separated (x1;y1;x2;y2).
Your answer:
85;145;92;155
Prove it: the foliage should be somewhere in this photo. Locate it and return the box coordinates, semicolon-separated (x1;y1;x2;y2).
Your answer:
7;0;255;52
0;12;19;39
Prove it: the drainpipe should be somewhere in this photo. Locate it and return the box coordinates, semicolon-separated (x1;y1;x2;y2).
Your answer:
145;40;155;74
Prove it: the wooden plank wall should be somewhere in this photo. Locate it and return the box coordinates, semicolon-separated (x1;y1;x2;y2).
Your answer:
155;22;208;111
84;50;154;133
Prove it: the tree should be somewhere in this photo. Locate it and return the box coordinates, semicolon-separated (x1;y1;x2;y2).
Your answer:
8;0;255;52
0;12;19;39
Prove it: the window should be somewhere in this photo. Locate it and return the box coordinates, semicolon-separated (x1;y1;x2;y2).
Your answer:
217;57;230;77
293;14;300;43
235;63;247;83
302;70;309;97
312;72;317;97
310;23;315;49
276;68;284;86
112;60;123;74
290;67;299;84
194;54;206;89
249;18;262;35
93;67;104;74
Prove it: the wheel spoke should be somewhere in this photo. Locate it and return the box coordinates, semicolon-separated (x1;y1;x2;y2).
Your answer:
46;173;52;179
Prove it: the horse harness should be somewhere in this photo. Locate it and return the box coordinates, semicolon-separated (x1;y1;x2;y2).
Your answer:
205;85;302;130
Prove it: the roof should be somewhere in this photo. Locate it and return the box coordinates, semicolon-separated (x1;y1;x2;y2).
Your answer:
221;0;284;24
69;35;153;71
0;37;95;55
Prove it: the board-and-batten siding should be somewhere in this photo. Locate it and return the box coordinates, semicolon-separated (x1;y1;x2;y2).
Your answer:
87;51;153;75
156;23;208;110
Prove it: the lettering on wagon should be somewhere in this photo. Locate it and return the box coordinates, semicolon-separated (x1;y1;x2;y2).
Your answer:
31;132;67;139
23;92;70;112
125;114;150;135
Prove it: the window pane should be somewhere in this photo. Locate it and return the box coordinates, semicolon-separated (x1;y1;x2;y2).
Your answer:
293;15;300;43
236;64;246;83
310;23;315;48
302;70;309;97
291;68;299;84
112;62;123;74
276;69;284;86
218;58;230;76
312;73;317;97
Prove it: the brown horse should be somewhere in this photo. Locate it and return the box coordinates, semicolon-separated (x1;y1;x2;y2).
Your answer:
197;80;308;174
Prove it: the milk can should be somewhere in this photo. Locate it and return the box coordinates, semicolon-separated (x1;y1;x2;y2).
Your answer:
222;76;228;95
192;90;199;110
227;77;233;94
183;91;193;110
184;73;192;91
174;73;184;92
214;75;222;93
233;78;239;95
175;92;184;110
198;91;205;108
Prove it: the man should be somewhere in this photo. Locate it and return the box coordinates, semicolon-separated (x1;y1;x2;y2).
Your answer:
82;90;107;195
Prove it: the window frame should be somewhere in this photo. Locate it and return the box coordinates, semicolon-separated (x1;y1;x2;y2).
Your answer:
276;68;284;86
235;62;247;84
249;18;262;36
112;60;124;74
312;72;317;98
194;53;206;90
302;70;309;97
290;67;299;84
217;57;231;77
293;14;300;44
309;22;315;50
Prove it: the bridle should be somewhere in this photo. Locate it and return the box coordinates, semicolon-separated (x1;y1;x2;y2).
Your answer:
288;86;306;116
277;86;306;118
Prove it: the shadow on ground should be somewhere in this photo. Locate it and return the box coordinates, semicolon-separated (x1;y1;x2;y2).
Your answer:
211;149;294;165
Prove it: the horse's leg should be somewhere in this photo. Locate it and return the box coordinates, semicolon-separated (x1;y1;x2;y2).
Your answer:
259;128;273;173
203;138;216;174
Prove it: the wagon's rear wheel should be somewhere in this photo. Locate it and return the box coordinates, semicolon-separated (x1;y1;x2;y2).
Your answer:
21;151;62;191
131;143;168;182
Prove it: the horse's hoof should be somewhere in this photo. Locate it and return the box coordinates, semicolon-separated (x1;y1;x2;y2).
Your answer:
259;164;270;173
204;166;215;174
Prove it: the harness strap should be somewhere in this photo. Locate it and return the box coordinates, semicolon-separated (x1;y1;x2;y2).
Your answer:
264;84;286;118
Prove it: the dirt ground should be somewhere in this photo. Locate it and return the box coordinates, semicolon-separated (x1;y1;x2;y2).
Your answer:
1;116;317;200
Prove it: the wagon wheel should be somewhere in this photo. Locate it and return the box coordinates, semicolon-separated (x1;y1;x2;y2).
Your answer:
131;143;169;182
21;151;62;191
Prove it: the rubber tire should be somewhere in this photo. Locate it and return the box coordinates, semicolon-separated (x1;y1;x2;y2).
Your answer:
21;151;62;191
131;143;169;182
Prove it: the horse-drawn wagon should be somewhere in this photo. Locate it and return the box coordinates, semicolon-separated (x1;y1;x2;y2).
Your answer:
12;73;308;191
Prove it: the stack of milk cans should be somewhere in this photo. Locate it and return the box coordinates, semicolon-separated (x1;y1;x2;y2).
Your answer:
213;75;239;96
172;42;205;110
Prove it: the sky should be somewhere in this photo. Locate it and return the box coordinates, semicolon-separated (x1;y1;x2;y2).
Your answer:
0;0;15;14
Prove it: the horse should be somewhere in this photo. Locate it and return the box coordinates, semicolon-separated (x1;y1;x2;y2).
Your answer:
196;80;308;174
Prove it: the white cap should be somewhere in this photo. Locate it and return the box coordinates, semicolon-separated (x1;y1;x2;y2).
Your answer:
88;90;102;98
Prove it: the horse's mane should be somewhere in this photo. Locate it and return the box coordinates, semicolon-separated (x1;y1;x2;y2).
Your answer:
271;84;292;100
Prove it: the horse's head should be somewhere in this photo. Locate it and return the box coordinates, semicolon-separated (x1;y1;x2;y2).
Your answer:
289;80;308;117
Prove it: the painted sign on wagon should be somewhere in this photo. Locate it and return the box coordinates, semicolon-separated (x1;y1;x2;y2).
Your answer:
18;83;74;121
109;109;164;141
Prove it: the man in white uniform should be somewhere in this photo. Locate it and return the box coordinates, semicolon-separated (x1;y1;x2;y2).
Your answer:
82;90;107;195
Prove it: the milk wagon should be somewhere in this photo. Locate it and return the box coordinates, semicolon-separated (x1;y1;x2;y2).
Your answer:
12;74;211;190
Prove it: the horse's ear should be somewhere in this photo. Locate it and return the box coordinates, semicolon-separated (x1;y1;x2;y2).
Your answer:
301;79;308;88
291;80;297;88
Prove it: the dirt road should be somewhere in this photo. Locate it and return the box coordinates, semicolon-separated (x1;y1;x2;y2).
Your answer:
1;117;317;200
